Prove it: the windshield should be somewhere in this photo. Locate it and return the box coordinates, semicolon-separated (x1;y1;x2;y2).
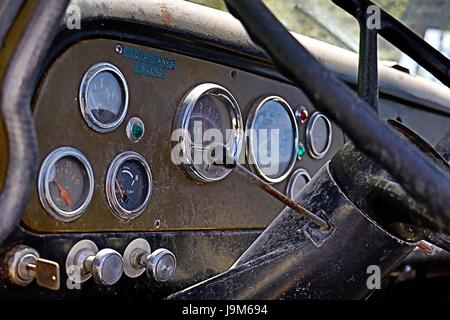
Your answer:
187;0;450;81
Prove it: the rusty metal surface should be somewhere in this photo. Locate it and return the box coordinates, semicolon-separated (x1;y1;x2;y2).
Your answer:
23;39;344;233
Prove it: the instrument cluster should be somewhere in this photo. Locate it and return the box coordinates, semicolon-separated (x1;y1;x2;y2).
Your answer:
26;39;340;232
36;62;333;224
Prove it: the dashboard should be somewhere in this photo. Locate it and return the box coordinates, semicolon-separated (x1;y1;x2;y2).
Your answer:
1;0;449;299
24;38;343;233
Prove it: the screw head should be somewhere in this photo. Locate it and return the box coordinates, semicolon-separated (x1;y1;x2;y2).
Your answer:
115;44;123;54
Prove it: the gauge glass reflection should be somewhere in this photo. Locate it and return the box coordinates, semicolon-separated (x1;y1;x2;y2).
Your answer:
248;97;297;182
114;159;150;212
173;83;243;183
87;70;124;125
38;147;94;222
187;93;233;180
106;152;152;220
48;156;90;212
306;112;332;159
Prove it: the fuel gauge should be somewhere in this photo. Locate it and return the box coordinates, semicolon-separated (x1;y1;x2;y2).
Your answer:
38;147;94;222
106;152;152;220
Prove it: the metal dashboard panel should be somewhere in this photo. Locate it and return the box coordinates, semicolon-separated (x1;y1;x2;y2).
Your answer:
23;39;344;233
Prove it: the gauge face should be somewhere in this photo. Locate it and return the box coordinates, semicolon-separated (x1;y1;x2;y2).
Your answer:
80;62;129;133
286;168;311;199
87;70;124;124
173;83;243;183
106;152;152;220
114;159;149;212
188;93;234;180
38;147;94;222
306;112;332;159
247;97;298;183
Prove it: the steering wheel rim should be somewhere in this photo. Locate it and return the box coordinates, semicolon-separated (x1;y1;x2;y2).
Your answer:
225;0;450;233
0;0;69;243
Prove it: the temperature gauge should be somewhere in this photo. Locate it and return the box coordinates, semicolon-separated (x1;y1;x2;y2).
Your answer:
106;152;152;220
38;147;94;222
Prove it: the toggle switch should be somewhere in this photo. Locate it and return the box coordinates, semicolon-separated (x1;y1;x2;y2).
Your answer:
66;240;123;286
6;245;60;290
123;238;176;282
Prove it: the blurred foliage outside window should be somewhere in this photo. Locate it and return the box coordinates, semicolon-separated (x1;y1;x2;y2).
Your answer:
186;0;450;80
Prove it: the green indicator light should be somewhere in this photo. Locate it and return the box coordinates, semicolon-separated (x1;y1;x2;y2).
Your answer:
297;145;305;159
131;123;144;139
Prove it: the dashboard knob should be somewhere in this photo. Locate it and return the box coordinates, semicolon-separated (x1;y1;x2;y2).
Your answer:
66;240;123;286
123;238;176;282
145;248;177;282
87;249;124;286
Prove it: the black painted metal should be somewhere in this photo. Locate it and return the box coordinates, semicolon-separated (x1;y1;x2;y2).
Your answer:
330;122;450;235
0;227;259;299
168;164;414;300
225;0;450;232
333;0;450;87
355;5;379;110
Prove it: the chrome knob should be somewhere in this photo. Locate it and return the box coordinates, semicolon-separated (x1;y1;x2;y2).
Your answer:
66;240;123;286
146;248;177;282
123;238;177;282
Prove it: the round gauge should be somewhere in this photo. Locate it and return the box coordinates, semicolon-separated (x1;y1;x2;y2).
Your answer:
106;152;152;220
38;147;94;222
173;83;244;183
306;112;332;159
79;62;129;133
246;96;299;183
286;168;311;199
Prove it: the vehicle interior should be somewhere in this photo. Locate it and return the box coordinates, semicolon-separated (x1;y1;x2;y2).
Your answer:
0;0;449;300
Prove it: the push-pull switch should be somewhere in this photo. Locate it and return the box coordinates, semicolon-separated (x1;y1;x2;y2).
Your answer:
66;240;123;286
6;245;60;290
123;238;176;282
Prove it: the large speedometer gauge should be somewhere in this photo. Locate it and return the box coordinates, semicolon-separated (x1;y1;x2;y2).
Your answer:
246;96;298;183
173;83;244;183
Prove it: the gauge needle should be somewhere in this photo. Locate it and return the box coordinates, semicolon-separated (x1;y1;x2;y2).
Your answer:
54;179;73;208
115;178;125;200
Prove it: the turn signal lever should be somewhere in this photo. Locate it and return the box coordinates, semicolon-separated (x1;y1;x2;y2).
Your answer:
123;238;177;282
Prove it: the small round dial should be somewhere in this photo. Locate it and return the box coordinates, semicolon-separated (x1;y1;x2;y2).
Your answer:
87;70;123;124
106;152;152;220
80;62;129;133
38;147;94;222
306;112;332;159
286;168;311;199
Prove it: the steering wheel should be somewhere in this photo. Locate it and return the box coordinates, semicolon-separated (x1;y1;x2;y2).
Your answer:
0;0;69;243
224;0;450;233
0;0;449;247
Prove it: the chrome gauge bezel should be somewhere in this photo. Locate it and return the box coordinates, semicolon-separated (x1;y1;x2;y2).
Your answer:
173;83;244;183
38;147;94;222
246;96;299;184
79;62;129;133
306;112;332;159
106;151;153;221
286;168;311;199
